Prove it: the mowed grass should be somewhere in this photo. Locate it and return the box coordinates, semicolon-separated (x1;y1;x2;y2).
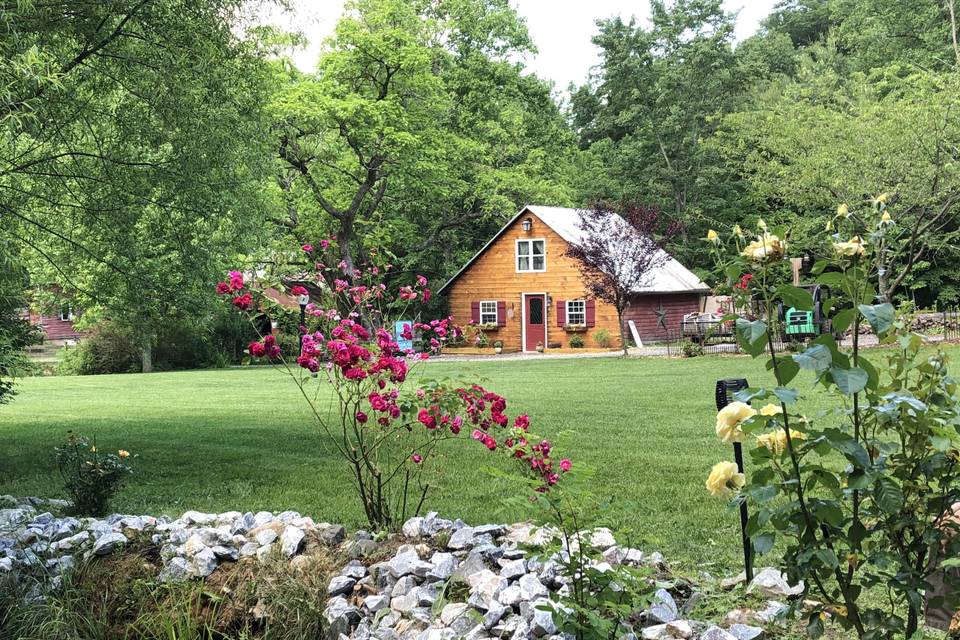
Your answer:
2;348;956;575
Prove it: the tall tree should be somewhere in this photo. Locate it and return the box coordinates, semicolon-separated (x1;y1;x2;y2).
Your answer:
2;0;277;370
271;0;577;293
570;0;743;254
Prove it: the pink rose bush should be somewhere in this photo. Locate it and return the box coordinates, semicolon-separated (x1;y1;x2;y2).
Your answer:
217;238;569;529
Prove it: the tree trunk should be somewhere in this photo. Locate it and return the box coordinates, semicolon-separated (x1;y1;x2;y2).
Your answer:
618;309;629;357
140;334;153;373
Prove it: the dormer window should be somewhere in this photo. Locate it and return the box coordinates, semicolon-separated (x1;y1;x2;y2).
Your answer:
516;239;545;272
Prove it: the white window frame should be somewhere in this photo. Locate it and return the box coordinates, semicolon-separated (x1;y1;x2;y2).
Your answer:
479;300;498;325
515;238;546;273
566;299;586;325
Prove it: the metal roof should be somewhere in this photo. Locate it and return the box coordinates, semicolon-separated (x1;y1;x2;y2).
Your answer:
437;205;711;295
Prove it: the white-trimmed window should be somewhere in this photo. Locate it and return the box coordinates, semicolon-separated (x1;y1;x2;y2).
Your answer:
566;300;586;325
479;301;498;325
516;239;545;272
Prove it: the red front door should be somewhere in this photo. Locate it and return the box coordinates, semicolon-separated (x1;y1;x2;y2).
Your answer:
524;294;546;352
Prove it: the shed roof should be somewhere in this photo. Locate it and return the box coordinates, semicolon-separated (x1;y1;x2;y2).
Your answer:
437;205;711;295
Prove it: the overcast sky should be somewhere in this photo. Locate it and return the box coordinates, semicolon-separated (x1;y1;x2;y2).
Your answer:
259;0;779;92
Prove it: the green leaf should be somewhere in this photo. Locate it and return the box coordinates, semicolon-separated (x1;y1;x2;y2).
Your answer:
823;428;870;467
857;356;879;391
830;366;868;395
814;549;839;568
773;387;799;405
777;285;814;311
858;303;895;335
812;501;844;527
831;308;856;333
793;344;832;372
736;318;768;357
768;357;799;385
875;477;904;514
752;533;775;555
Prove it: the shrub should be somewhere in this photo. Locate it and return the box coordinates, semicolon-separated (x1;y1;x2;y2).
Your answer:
594;328;611;348
705;202;960;639
217;242;572;530
569;334;585;348
57;323;139;375
681;341;703;357
55;432;134;516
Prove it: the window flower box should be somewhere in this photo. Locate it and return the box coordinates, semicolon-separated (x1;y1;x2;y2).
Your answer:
563;324;588;332
476;323;500;331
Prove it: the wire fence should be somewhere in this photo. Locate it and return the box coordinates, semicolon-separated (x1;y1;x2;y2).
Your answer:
651;308;960;356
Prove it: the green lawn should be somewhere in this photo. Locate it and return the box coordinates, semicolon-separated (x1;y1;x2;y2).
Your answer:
2;350;955;575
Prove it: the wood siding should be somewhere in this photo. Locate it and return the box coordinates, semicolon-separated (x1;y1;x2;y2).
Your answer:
622;293;702;342
445;211;623;352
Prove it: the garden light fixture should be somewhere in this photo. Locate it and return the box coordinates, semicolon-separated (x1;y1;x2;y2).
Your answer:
715;377;754;581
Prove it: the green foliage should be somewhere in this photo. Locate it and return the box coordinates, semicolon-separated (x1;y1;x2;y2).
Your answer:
56;323;139;375
55;432;134;516
593;328;612;349
708;212;960;639
569;334;585;348
681;341;703;358
0;241;41;404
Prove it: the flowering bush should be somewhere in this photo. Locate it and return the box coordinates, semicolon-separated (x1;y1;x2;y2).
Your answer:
704;201;960;639
55;432;134;516
217;240;570;529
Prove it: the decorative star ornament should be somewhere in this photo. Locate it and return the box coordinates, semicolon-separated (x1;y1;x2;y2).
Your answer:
654;302;667;328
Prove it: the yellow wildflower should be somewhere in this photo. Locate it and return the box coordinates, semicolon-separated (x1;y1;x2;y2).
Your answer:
833;236;866;257
118;450;130;458
716;401;757;443
706;461;745;498
741;233;785;263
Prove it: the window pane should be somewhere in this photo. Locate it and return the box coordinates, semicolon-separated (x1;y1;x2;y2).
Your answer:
518;256;530;271
532;240;544;255
532;256;544;270
517;241;530;256
529;298;543;324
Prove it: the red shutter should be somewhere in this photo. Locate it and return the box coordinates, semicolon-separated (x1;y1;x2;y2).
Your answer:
496;301;506;326
470;301;480;324
556;300;566;326
586;299;596;327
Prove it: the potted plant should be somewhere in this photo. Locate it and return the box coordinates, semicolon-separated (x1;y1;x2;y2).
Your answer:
493;340;503;354
535;341;544;353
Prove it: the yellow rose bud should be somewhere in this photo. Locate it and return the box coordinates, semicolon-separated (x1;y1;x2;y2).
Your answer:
118;450;130;458
758;218;768;229
706;229;719;243
90;446;97;453
836;203;849;217
733;224;744;238
825;218;834;232
706;461;745;498
756;429;807;454
833;236;866;257
759;403;783;417
879;211;893;227
716;401;757;443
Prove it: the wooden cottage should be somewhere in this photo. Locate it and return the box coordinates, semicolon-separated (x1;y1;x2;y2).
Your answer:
438;205;710;353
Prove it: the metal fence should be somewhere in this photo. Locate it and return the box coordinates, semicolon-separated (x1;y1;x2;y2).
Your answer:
652;307;960;356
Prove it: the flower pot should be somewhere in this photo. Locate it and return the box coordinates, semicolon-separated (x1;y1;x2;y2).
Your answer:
494;347;502;354
536;342;544;353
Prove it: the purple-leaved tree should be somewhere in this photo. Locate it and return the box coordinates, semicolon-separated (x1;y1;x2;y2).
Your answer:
565;203;683;356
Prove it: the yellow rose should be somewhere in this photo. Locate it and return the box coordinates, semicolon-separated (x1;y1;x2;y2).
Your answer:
833;236;866;257
873;192;889;205
756;429;807;455
879;211;893;227
759;403;783;417
706;461;745;498
90;446;97;453
716;401;757;443
732;224;744;238
741;233;785;263
706;229;719;244
836;203;849;218
825;218;834;232
118;450;130;458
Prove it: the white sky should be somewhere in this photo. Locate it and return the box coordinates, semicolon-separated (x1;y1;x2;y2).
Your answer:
259;0;779;92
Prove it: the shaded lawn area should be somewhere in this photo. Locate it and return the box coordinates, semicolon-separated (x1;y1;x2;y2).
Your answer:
2;348;956;575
